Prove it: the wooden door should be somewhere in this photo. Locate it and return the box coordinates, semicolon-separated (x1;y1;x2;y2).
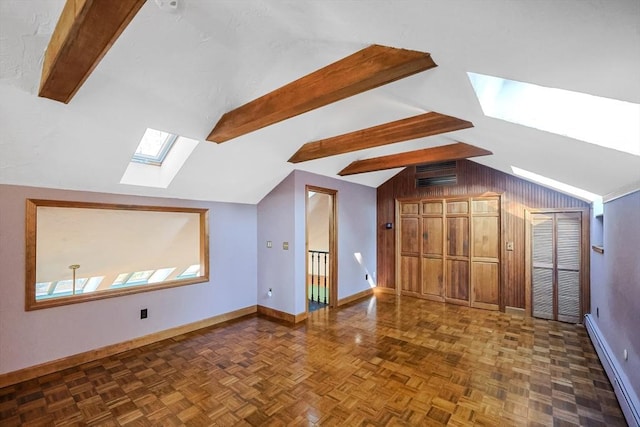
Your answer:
445;200;470;304
399;202;421;296
421;201;444;301
531;212;582;323
470;198;500;310
398;196;501;311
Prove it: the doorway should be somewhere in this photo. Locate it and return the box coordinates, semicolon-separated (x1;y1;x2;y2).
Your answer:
306;186;337;312
526;209;589;323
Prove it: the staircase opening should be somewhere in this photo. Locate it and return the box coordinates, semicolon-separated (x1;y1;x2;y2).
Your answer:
306;186;337;312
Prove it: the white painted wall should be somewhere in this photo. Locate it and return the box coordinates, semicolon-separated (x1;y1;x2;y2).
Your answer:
307;192;331;278
0;169;375;374
35;207;200;284
256;170;377;317
3;1;639;204
590;190;640;399
256;173;297;315
307;192;330;253
0;184;257;375
293;170;377;315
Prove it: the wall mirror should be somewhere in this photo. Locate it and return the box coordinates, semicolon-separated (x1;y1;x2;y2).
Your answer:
25;199;209;310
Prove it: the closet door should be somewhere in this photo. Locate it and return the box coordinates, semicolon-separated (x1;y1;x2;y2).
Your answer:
556;213;581;323
470;197;500;310
530;212;582;323
421;201;444;301
445;200;469;304
531;214;555;320
399;202;421;296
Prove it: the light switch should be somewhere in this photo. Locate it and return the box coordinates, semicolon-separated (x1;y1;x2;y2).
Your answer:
267;241;272;248
283;242;289;250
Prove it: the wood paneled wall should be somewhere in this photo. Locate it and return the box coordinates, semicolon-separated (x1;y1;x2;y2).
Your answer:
377;160;590;309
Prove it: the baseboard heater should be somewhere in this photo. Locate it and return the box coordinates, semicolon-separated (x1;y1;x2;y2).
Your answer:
584;314;640;427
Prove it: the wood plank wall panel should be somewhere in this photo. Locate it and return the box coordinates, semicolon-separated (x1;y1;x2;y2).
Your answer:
472;262;500;305
376;160;590;309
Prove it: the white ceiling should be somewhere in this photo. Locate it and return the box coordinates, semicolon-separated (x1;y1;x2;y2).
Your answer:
1;0;639;204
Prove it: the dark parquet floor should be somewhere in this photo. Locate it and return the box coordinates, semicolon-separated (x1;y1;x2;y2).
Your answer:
0;294;627;426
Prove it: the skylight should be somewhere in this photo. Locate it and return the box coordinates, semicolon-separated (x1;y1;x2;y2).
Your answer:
511;166;602;203
132;128;178;166
121;132;199;189
468;73;640;156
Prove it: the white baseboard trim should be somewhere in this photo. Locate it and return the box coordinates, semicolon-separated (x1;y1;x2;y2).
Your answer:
584;314;640;427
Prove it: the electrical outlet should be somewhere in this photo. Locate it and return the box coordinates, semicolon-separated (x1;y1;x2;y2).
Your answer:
506;241;514;251
267;241;272;248
140;308;148;319
283;242;289;250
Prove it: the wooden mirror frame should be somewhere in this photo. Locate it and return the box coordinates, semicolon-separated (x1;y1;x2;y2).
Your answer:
25;199;209;311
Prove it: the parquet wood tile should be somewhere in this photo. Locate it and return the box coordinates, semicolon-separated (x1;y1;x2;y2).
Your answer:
0;294;628;426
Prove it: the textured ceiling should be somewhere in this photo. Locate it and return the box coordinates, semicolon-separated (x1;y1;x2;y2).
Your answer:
1;0;639;203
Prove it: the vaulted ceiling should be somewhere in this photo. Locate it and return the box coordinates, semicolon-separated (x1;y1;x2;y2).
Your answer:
1;0;638;204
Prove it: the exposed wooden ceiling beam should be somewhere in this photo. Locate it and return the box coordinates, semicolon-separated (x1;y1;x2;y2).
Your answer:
39;0;147;103
207;45;437;143
338;142;492;176
288;112;473;163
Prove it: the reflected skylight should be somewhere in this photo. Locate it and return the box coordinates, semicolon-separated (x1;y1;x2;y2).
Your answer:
35;278;92;299
112;273;130;286
35;268;190;300
35;282;51;297
512;166;601;203
126;270;155;285
148;268;176;284
468;73;640;156
132;128;177;165
178;264;200;278
52;279;88;294
82;276;104;293
111;271;154;288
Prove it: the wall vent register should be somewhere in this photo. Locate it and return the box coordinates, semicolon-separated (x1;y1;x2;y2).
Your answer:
416;175;457;187
415;161;457;174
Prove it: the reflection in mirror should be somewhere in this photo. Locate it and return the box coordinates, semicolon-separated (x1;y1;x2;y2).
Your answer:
26;199;209;310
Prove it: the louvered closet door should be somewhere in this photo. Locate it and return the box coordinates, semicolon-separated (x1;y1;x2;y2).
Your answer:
532;215;554;320
531;212;582;323
556;214;581;323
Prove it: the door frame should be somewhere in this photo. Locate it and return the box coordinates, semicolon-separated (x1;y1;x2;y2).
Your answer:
524;207;591;319
305;185;338;311
394;199;403;296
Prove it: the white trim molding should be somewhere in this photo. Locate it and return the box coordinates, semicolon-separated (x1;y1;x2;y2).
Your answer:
585;314;640;427
603;182;640;204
